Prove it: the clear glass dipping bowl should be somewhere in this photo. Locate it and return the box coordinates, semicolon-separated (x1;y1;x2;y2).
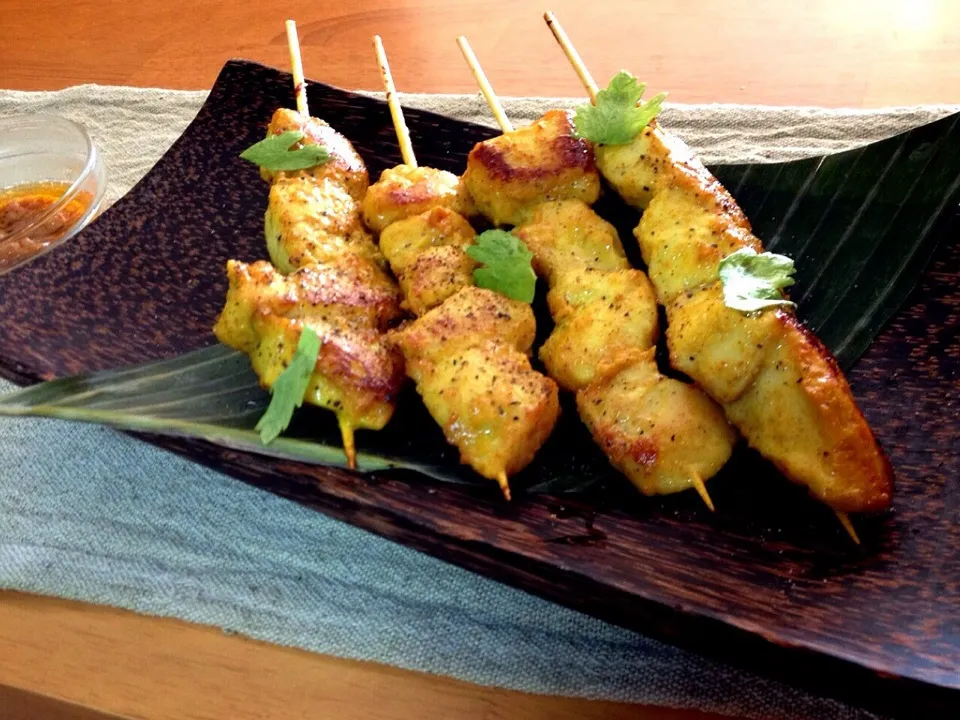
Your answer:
0;114;107;274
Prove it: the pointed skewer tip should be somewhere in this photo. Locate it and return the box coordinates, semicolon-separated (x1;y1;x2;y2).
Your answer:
690;474;715;512
496;472;512;501
340;420;357;470
835;511;861;545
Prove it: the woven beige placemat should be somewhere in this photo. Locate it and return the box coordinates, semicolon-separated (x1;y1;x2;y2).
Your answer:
1;84;955;207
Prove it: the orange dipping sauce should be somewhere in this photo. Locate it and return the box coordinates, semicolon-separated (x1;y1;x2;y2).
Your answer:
0;181;94;270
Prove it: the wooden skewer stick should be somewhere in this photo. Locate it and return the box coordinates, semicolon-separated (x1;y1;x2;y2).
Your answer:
543;11;599;103
285;20;309;116
456;36;513;133
373;35;418;168
544;12;865;540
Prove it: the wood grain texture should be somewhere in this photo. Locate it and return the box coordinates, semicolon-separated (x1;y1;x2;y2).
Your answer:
0;61;957;719
0;591;726;720
0;685;130;720
1;0;959;106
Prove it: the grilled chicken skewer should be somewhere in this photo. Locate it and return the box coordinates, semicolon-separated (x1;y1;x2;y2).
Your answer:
456;37;735;506
364;36;561;498
544;12;893;528
214;22;405;467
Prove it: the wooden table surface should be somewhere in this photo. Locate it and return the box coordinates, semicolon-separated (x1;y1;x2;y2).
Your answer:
1;1;958;719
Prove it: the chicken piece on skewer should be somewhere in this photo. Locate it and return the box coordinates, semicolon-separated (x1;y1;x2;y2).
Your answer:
266;175;389;274
214;260;404;461
262;107;390;274
516;197;630;283
456;34;602;228
389;287;560;490
261;107;369;202
456;39;733;505
462;109;600;227
541;264;657;390
216;255;401;346
515;201;734;503
545;14;893;516
578;348;736;498
361;164;475;234
379;206;478;316
366;35;561;497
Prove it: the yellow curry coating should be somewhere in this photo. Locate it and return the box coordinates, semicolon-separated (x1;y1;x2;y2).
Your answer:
389;287;560;484
510;199;734;501
267;176;387;274
514;199;629;283
578;349;736;498
214;260;404;435
218;109;406;464
391;281;536;352
361;164;475;234
463;110;601;226
541;267;658;392
263;107;369;202
606;121;892;512
379;206;477;316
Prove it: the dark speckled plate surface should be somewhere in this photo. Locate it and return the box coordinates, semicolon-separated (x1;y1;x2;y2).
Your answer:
0;61;957;718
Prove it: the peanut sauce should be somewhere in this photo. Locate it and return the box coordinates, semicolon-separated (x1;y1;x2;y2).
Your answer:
0;181;93;269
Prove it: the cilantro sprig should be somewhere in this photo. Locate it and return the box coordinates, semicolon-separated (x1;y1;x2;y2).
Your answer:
718;248;797;313
255;326;321;444
240;130;330;171
573;70;667;145
466;230;537;303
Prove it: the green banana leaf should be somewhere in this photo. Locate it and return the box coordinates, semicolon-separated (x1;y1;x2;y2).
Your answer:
0;111;957;498
0;345;458;481
711;112;960;364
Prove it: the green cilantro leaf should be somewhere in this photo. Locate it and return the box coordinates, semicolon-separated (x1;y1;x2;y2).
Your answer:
255;326;321;444
573;70;667;145
465;230;537;303
240;130;330;171
718;248;797;313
